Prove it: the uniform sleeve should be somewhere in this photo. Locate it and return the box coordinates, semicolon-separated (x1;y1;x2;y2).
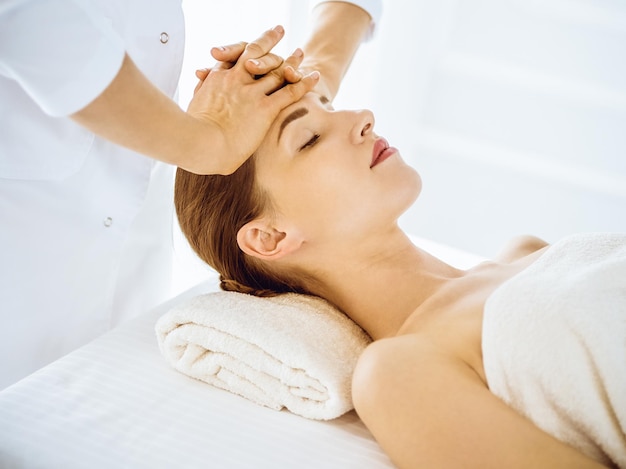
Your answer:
310;0;383;41
0;0;126;117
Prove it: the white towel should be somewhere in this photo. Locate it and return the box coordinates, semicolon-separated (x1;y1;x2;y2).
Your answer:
155;292;371;420
483;233;626;467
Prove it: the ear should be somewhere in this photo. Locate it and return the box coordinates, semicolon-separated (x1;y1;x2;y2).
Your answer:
237;219;302;261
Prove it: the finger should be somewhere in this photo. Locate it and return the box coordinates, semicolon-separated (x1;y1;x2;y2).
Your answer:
244;53;284;76
239;25;285;63
255;55;308;94
195;68;210;80
255;64;300;95
285;48;304;69
283;65;303;83
193;69;210;95
266;71;320;109
210;41;247;63
282;48;305;83
251;48;305;92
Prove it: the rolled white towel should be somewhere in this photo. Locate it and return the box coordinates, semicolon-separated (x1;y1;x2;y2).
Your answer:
155;291;371;420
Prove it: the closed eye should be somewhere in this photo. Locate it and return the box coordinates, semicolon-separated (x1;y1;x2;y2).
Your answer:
299;134;320;152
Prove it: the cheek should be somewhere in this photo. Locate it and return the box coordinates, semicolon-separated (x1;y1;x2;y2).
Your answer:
290;174;345;214
267;165;354;228
299;164;420;223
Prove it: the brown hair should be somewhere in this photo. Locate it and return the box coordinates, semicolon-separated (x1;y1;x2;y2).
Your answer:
174;157;308;297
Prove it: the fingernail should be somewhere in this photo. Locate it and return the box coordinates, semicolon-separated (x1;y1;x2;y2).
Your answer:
248;59;260;67
273;25;284;34
212;46;226;52
292;48;303;58
309;71;320;80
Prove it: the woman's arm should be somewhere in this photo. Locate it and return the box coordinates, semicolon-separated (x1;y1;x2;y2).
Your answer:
352;335;608;469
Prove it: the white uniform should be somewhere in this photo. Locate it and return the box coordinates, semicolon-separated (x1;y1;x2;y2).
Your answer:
0;0;185;389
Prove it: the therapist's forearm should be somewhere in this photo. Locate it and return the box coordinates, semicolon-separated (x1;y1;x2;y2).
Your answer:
301;2;373;100
71;54;203;169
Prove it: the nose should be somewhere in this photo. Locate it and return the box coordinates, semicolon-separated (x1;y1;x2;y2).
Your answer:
350;109;375;144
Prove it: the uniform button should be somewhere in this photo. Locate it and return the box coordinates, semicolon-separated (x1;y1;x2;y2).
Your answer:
103;217;113;227
160;32;169;44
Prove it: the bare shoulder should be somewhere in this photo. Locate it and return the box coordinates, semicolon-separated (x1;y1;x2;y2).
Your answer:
352;334;483;411
353;334;453;380
495;234;549;263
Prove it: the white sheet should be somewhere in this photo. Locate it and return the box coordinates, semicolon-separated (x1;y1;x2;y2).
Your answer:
0;237;482;469
0;280;394;469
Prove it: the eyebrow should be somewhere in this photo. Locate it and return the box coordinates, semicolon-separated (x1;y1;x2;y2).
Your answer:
277;108;308;143
276;95;330;143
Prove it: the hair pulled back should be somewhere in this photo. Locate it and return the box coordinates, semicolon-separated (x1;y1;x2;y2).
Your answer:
174;158;307;297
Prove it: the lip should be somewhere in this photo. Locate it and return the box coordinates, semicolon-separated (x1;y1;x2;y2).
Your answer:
370;137;398;168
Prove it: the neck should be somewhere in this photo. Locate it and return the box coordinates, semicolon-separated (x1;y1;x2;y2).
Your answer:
301;229;464;340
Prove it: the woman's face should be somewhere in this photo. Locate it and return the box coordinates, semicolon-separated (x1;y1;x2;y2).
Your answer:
254;92;421;241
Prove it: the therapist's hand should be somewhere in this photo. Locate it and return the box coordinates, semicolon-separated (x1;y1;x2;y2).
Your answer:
206;37;304;83
193;43;305;95
185;25;319;175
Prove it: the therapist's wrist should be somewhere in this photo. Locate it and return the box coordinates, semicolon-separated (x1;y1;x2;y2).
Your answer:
301;1;372;100
174;116;234;175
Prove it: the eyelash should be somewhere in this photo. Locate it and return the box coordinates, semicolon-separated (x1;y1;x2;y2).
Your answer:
299;134;320;152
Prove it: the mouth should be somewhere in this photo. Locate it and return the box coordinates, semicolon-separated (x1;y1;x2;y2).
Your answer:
370;137;398;168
